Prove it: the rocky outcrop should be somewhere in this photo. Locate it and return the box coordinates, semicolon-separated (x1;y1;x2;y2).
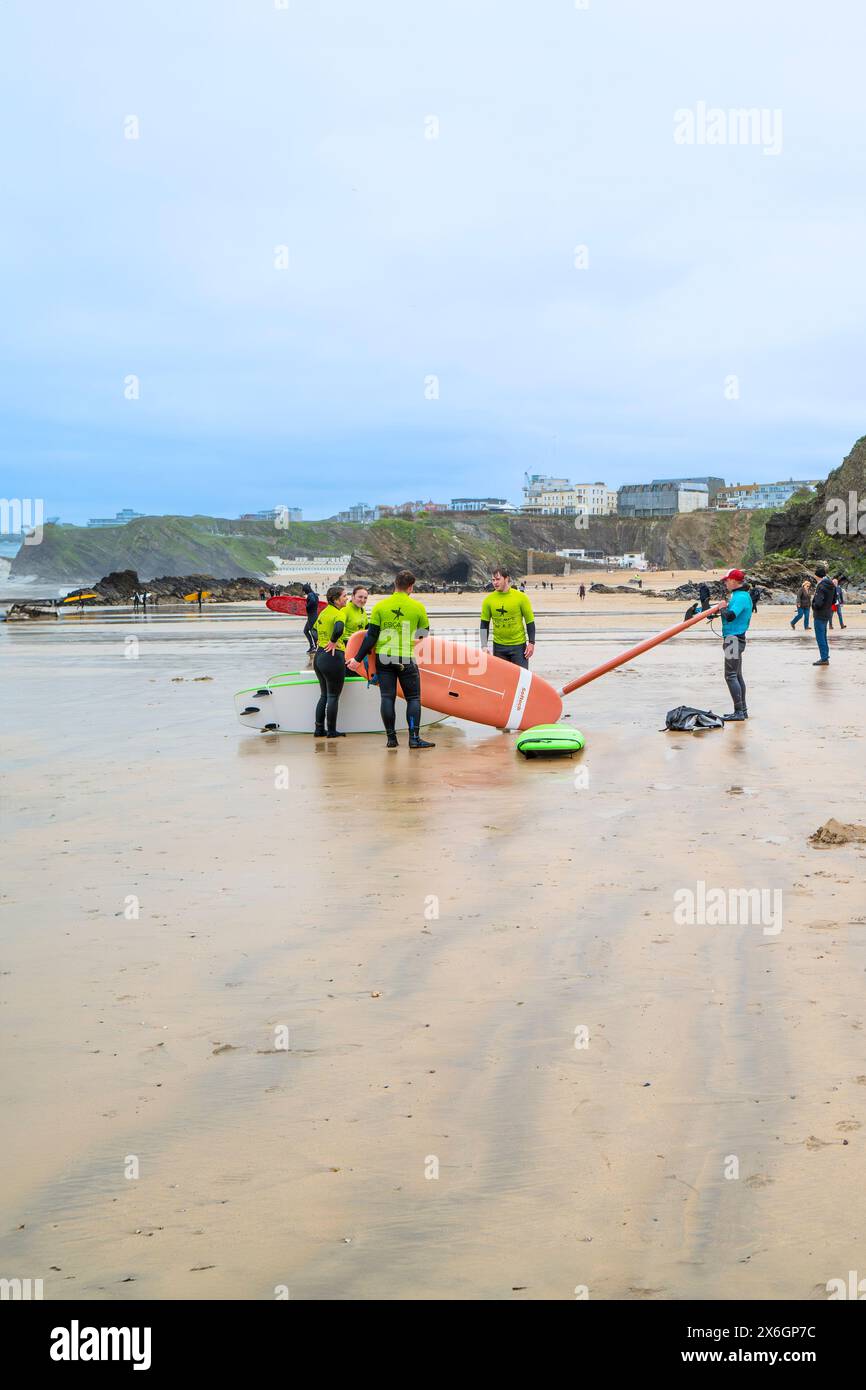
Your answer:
63;571;299;605
764;434;866;574
3;602;59;620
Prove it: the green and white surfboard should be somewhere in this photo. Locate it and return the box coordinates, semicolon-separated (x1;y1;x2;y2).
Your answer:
235;671;448;734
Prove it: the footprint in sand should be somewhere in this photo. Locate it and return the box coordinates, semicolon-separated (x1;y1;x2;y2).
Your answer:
745;1174;773;1188
836;1120;862;1132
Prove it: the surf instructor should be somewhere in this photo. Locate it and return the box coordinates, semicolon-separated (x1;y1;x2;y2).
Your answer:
349;569;435;750
480;567;536;668
717;568;753;722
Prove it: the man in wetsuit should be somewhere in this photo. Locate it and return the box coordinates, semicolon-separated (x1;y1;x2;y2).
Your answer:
717;567;753;721
302;582;319;652
350;569;435;750
480;567;536;668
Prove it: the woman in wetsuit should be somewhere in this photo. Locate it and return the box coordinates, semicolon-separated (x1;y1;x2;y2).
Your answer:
313;585;349;738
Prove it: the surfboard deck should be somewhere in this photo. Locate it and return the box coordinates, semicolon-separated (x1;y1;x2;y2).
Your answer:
235;672;447;734
344;632;562;730
265;595;327;617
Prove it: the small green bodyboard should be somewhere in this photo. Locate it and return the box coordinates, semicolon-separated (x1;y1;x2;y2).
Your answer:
515;723;585;757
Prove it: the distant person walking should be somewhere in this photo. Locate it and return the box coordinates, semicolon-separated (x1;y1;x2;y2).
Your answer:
717;568;753;721
791;579;811;630
133;592;140;611
197;588;204;612
302;583;319;652
579;583;586;600
810;564;835;665
830;571;846;629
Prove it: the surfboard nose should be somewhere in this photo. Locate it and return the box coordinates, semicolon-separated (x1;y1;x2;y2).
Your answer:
520;676;563;730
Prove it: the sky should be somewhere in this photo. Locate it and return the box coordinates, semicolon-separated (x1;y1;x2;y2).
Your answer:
2;0;865;525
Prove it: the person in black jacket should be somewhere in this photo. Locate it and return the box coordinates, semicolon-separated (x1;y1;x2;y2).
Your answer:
302;582;319;653
830;570;847;629
810;564;835;664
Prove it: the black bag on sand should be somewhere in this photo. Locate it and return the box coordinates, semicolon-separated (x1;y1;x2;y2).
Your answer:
663;705;725;732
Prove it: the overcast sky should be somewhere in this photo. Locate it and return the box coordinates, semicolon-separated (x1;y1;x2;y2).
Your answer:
2;0;865;523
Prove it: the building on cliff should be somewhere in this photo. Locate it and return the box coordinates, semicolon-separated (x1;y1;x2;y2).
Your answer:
617;481;710;517
715;480;820;510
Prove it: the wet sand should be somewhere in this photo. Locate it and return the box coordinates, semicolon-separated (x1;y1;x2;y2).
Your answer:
2;578;865;1300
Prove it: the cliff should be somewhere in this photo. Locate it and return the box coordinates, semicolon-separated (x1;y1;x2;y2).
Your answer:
763;434;866;575
11;508;766;586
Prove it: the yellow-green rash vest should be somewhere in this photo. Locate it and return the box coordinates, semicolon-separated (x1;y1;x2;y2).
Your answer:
369;593;430;660
314;604;347;651
342;600;368;638
481;588;535;646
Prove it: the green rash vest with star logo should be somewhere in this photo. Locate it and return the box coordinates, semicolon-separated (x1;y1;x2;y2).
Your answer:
480;588;535;646
369;592;430;660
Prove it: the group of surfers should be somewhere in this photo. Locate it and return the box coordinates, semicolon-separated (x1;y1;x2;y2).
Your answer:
305;566;535;748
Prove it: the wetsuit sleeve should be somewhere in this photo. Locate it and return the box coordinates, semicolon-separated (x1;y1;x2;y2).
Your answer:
480;619;490;647
330;620;345;644
354;624;380;661
526;621;536;643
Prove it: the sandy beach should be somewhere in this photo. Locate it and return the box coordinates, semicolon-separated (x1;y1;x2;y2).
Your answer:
2;577;865;1300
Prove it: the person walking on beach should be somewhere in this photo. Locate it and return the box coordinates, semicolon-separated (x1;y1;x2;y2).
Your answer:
831;570;847;629
313;584;349;738
302;583;319;653
579;583;586;600
716;567;753;721
811;564;835;664
480;567;536;669
133;591;140;611
197;588;204;611
350;569;435;750
791;578;811;630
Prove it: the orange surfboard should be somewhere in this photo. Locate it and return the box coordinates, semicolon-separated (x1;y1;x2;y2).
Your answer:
344;631;562;731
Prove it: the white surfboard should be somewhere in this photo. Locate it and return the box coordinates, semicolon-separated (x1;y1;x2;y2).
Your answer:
235;671;447;734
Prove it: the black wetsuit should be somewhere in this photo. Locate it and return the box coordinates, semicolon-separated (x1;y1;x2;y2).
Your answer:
303;590;319;650
313;607;346;734
354;623;424;737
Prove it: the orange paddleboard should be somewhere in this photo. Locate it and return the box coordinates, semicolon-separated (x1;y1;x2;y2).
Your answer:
344;631;562;731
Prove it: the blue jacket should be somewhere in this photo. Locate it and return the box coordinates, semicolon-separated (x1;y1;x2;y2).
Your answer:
721;587;753;637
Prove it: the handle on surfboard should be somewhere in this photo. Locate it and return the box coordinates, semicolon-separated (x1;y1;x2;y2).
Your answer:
560;603;725;696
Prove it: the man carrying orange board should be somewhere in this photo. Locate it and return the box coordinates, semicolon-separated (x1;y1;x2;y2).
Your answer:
480;567;536;669
351;569;436;751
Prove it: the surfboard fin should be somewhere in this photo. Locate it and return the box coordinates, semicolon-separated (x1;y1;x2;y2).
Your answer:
242;705;260;714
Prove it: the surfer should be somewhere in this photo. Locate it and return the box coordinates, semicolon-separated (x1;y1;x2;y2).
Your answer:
716;568;753;721
302;583;319;653
351;569;435;750
342;585;369;639
480;567;536;669
313;585;349;738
